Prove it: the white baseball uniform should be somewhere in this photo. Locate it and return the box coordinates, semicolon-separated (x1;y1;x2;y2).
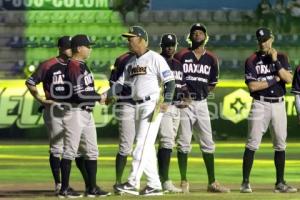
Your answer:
117;50;174;190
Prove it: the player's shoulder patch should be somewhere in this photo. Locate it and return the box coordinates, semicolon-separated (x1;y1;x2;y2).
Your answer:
162;70;172;78
174;48;190;61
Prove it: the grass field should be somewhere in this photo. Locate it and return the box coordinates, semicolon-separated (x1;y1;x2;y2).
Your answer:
0;140;300;199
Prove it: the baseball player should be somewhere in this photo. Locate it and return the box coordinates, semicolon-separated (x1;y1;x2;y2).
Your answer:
106;26;175;196
157;33;185;193
174;23;230;193
25;36;89;195
291;65;300;124
241;27;297;193
109;52;136;194
58;34;110;198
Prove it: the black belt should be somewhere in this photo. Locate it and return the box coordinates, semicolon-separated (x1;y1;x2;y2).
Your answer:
65;104;94;112
254;96;284;103
117;99;136;105
134;96;151;104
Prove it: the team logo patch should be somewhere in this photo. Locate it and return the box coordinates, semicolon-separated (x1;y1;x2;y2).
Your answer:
162;70;172;78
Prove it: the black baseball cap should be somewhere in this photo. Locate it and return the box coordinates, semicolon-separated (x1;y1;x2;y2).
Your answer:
57;36;71;49
122;26;148;42
256;27;273;43
160;33;177;47
71;34;95;48
190;23;207;35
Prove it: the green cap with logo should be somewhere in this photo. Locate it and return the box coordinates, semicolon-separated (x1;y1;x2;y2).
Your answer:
122;26;148;42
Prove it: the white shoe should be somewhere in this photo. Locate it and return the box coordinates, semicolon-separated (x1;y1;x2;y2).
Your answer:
180;180;190;193
55;183;61;195
163;180;182;193
240;182;252;193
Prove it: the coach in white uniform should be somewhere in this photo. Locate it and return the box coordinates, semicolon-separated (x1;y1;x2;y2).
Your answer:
108;26;175;196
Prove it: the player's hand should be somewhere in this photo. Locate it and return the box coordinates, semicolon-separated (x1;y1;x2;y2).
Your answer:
275;75;280;82
268;48;278;62
99;92;107;104
160;103;169;113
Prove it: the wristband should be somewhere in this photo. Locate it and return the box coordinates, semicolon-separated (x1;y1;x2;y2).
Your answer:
267;78;277;87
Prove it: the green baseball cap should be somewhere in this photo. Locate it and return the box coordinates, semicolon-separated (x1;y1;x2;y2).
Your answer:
122;26;148;42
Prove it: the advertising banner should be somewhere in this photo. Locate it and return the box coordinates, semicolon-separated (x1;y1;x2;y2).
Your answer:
0;80;298;138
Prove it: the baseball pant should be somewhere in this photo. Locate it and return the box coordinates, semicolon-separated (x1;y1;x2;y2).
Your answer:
246;99;287;151
177;99;215;154
43;105;65;158
114;102;136;156
62;108;99;160
158;104;180;149
127;100;162;190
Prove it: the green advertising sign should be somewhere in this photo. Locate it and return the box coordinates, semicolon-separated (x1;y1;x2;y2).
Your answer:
2;0;111;10
0;80;298;138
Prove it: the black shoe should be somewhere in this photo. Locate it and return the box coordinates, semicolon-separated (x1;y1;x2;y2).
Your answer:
86;186;111;197
115;182;139;195
58;187;82;198
140;185;163;196
113;184;124;195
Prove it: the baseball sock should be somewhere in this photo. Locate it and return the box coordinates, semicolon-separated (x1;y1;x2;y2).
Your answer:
242;148;255;183
115;153;127;184
157;148;172;183
85;160;97;189
274;150;285;184
49;154;61;185
60;158;72;191
75;157;89;189
202;152;215;184
177;151;188;181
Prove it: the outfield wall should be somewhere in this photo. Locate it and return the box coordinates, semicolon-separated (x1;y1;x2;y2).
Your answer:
0;79;298;139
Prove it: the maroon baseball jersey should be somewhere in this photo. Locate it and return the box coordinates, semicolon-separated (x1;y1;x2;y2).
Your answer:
174;48;219;100
26;57;68;100
64;59;101;106
245;51;290;98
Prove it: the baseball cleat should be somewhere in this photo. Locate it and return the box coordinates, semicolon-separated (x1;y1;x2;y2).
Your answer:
58;187;82;198
162;180;182;193
85;186;111;197
115;182;139;195
113;184;124;195
274;182;298;193
207;181;230;193
180;180;190;193
240;182;252;193
140;185;163;196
